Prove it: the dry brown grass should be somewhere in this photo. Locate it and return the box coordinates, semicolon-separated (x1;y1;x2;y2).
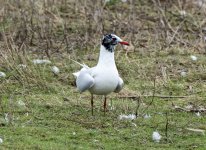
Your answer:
0;0;205;58
0;1;206;149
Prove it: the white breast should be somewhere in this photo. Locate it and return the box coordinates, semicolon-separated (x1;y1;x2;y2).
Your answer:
89;66;119;95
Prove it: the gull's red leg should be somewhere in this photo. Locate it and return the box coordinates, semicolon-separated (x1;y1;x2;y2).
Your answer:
91;94;94;115
104;96;107;115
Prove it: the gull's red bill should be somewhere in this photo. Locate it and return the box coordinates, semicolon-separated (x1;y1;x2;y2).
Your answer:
119;41;129;46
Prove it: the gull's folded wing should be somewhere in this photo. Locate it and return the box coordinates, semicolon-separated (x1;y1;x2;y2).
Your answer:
114;77;124;93
76;70;95;92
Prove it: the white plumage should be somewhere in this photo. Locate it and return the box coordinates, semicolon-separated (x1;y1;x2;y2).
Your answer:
73;34;129;115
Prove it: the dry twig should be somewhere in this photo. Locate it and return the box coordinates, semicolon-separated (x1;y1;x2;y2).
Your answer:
173;105;206;112
186;128;205;135
118;95;189;99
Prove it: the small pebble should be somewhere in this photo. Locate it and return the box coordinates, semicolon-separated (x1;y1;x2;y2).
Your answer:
119;114;136;120
33;59;51;64
180;71;187;77
195;112;201;117
179;10;186;16
190;55;197;61
0;138;3;144
152;131;161;143
51;66;60;74
0;72;6;78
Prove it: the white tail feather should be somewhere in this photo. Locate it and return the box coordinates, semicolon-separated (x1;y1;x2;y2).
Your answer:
72;72;80;77
70;59;89;69
71;59;89;77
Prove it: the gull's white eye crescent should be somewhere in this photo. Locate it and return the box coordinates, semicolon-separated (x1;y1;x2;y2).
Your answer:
112;37;117;41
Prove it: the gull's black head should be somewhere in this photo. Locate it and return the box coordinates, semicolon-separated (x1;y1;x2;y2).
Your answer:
102;34;129;52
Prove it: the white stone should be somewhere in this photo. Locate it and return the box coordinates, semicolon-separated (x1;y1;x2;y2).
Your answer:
0;72;6;78
180;71;187;77
152;131;161;142
190;55;197;61
119;114;136;120
179;10;186;16
144;114;151;119
17;100;26;107
196;112;201;117
33;59;51;64
51;66;60;74
0;138;3;144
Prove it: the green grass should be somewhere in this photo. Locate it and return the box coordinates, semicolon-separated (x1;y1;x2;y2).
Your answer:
0;0;206;149
0;50;206;149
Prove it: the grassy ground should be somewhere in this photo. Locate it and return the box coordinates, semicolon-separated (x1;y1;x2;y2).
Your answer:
0;0;206;149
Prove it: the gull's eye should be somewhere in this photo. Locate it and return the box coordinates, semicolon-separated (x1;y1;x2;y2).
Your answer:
112;37;116;41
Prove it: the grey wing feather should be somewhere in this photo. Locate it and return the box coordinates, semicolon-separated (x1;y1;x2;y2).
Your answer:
76;71;95;92
114;77;124;93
